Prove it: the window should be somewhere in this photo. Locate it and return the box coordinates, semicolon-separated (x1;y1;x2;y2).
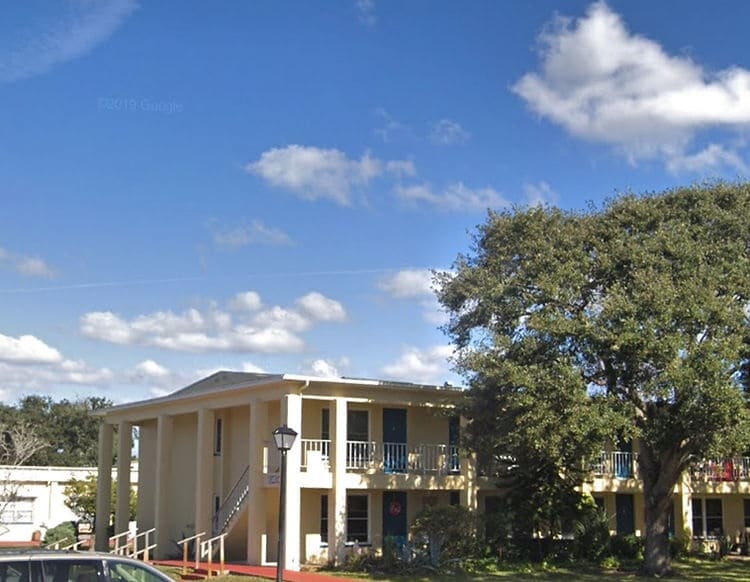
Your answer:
320;494;328;542
107;560;167;582
347;410;368;441
214;417;223;455
41;560;101;582
321;409;330;440
0;498;34;524
745;499;750;529
346;495;368;543
692;498;723;538
0;562;29;582
449;491;460;506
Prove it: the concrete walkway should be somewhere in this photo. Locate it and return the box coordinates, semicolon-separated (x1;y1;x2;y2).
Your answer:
153;560;356;582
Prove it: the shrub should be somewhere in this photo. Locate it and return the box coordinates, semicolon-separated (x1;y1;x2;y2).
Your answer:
411;504;480;566
609;534;643;561
43;521;75;547
571;497;610;562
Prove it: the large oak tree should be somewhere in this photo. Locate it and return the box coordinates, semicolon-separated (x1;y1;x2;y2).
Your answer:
438;183;750;576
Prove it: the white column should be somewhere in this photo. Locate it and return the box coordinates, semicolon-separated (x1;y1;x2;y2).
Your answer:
281;393;302;571
95;422;114;551
247;400;268;564
330;398;347;564
154;414;174;558
195;408;214;538
115;421;133;535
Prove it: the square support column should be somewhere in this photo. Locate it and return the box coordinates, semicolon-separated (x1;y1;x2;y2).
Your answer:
154;414;174;558
95;422;114;551
115;421;133;536
459;416;478;510
330;398;347;564
247;400;268;564
195;408;215;538
280;393;302;571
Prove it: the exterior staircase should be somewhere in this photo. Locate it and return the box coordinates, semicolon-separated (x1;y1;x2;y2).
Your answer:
212;465;250;536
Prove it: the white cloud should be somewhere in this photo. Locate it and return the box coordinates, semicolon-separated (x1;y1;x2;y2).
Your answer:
0;0;137;83
296;292;347;323
80;290;348;354
247;145;411;205
0;247;56;279
0;333;62;364
385;160;417;177
356;0;377;27
212;220;293;249
381;345;454;385
230;291;263;313
397;182;510;211
302;357;350;378
513;1;750;172
373;108;412;143
241;362;267;373
134;359;170;378
430;119;470;145
379;269;433;299
666;143;749;175
522;181;558;206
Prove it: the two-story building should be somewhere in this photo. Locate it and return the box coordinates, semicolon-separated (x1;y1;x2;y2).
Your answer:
93;372;493;567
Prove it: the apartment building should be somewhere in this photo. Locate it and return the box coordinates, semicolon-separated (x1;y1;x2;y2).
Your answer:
93;372;494;567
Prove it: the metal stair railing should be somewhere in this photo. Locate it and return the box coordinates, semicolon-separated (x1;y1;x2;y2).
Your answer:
212;465;250;535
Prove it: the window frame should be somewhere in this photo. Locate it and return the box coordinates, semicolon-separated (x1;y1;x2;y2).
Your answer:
345;494;369;543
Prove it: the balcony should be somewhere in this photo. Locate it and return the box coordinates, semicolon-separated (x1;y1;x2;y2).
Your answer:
591;451;638;479
691;457;750;482
300;439;460;474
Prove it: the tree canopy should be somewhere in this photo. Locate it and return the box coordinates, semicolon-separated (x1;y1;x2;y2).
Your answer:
0;396;111;466
438;183;750;576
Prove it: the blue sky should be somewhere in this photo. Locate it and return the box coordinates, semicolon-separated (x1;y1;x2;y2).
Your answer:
2;0;750;403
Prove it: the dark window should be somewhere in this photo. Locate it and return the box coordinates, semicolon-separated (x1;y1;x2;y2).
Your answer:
691;499;703;537
106;561;167;582
745;499;750;528
320;494;329;541
346;495;368;542
705;498;723;538
593;496;605;511
321;408;330;440
347;410;368;442
41;560;102;582
449;491;460;506
214;418;223;455
0;562;30;582
214;495;220;515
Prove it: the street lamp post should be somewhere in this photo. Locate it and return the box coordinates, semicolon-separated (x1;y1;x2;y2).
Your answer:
273;424;297;582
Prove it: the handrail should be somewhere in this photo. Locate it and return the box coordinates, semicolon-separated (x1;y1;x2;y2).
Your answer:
199;533;226;577
109;530;131;555
131;528;156;561
213;466;250;535
47;537;70;550
61;540;85;551
177;531;205;574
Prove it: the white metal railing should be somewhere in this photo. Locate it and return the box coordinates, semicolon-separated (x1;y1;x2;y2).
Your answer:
130;528;156;561
692;457;750;482
345;441;461;473
47;537;70;550
591;451;638;479
109;530;131;555
61;540;85;551
176;531;205;574
199;533;227;577
301;439;331;470
213;466;250;535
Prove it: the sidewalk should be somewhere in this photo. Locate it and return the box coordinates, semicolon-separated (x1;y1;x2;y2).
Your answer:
153;560;357;582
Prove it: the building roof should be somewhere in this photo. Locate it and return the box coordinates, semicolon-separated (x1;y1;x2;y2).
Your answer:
94;371;463;417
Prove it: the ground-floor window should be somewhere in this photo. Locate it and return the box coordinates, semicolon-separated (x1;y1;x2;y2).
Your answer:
320;495;328;541
692;498;723;538
744;499;750;529
346;495;368;543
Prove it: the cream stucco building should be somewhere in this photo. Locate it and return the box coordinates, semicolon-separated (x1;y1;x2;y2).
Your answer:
93;372;492;566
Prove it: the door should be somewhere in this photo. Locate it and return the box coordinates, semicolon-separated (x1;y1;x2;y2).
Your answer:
615;493;635;535
383;491;408;552
383;408;407;473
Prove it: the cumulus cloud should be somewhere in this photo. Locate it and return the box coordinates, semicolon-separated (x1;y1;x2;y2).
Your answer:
522;181;559;207
301;357;350;378
0;0;137;83
247;145;411;205
378;269;449;324
134;359;170;378
0;247;56;279
0;332;112;395
211;220;293;249
429;119;470;145
80;290;348;354
513;1;750;172
381;345;454;385
397;182;509;212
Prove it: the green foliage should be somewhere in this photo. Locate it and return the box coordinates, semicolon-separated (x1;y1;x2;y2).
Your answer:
438;182;750;575
64;474;136;521
572;498;611;562
0;396;112;466
411;504;479;565
43;521;75;546
609;534;643;561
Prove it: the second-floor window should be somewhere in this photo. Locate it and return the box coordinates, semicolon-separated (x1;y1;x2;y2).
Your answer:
214;417;223;456
347;410;368;441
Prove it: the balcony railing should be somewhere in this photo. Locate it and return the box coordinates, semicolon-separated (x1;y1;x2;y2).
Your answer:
346;440;460;474
691;457;750;482
591;451;638;479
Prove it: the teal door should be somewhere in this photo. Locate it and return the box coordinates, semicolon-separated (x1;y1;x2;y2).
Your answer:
383;408;407;473
383;491;407;551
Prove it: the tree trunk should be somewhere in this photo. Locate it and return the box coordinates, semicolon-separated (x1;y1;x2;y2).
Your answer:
639;446;682;577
